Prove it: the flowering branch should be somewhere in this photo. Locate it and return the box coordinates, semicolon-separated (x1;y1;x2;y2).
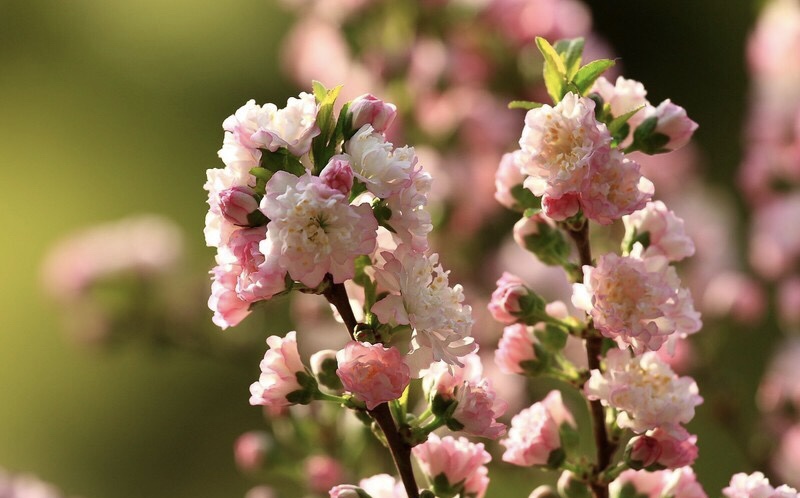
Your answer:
323;278;421;498
567;223;616;498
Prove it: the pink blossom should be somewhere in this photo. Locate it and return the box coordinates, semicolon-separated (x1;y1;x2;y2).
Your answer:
579;150;653;225
758;339;800;423
219;186;261;226
541;192;581;220
591;76;650;129
208;227;286;329
450;379;508;438
702;271;766;324
329;485;364;498
750;194;800;280
249;93;321;156
372;245;475;369
234;431;272;473
345;125;418;198
623;201;695;262
495;150;527;209
349;94;397;133
773;424;800;488
413;434;491;498
778;277;800;328
384;167;433;253
217;131;262;179
519;92;611;198
611;468;707;498
0;468;67;498
585;349;702;436
208;265;253;329
249;331;308;408
646;100;698;152
724;472;799;498
320;155;355;195
625;434;662;469
488;272;529;324
649;426;698;468
495;324;537;375
421;353;484;396
336;341;410;410
573;253;701;354
358;474;407;498
306;455;346;494
41;215;184;301
260;171;378;288
204;167;250;248
501;390;576;467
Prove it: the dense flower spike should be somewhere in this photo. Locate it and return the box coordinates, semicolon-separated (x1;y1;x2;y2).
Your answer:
585;349;702;435
336;341;410;410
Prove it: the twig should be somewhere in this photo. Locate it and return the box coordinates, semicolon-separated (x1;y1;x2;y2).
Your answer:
323;279;420;498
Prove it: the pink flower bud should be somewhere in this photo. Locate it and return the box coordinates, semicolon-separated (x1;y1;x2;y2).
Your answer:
349;94;397;133
495;151;526;209
625;435;662;469
488;272;529;324
249;331;310;408
219;186;260;226
650;427;698;468
306;455;346;494
234;431;272;473
336;341;410;410
542;192;580;221
495;324;537;375
320;155;355;195
650;100;698;151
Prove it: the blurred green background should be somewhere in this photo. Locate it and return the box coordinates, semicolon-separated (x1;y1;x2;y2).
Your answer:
0;1;770;497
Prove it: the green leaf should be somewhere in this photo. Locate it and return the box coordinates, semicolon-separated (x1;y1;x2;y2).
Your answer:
508;100;545;110
510;184;541;212
630;116;671;154
572;58;616;95
536;36;567;102
311;83;343;173
607;105;645;135
431;393;454;417
535;324;568;352
545;447;566;469
554;38;585;78
312;81;328;102
260;149;305;176
518;219;571;267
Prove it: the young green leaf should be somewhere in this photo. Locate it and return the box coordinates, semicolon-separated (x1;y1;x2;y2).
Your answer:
535;37;567;102
508;100;545;110
572;59;616;95
554;37;585;79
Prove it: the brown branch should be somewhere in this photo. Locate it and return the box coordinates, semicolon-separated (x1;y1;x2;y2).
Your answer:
566;222;615;498
323;278;420;498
